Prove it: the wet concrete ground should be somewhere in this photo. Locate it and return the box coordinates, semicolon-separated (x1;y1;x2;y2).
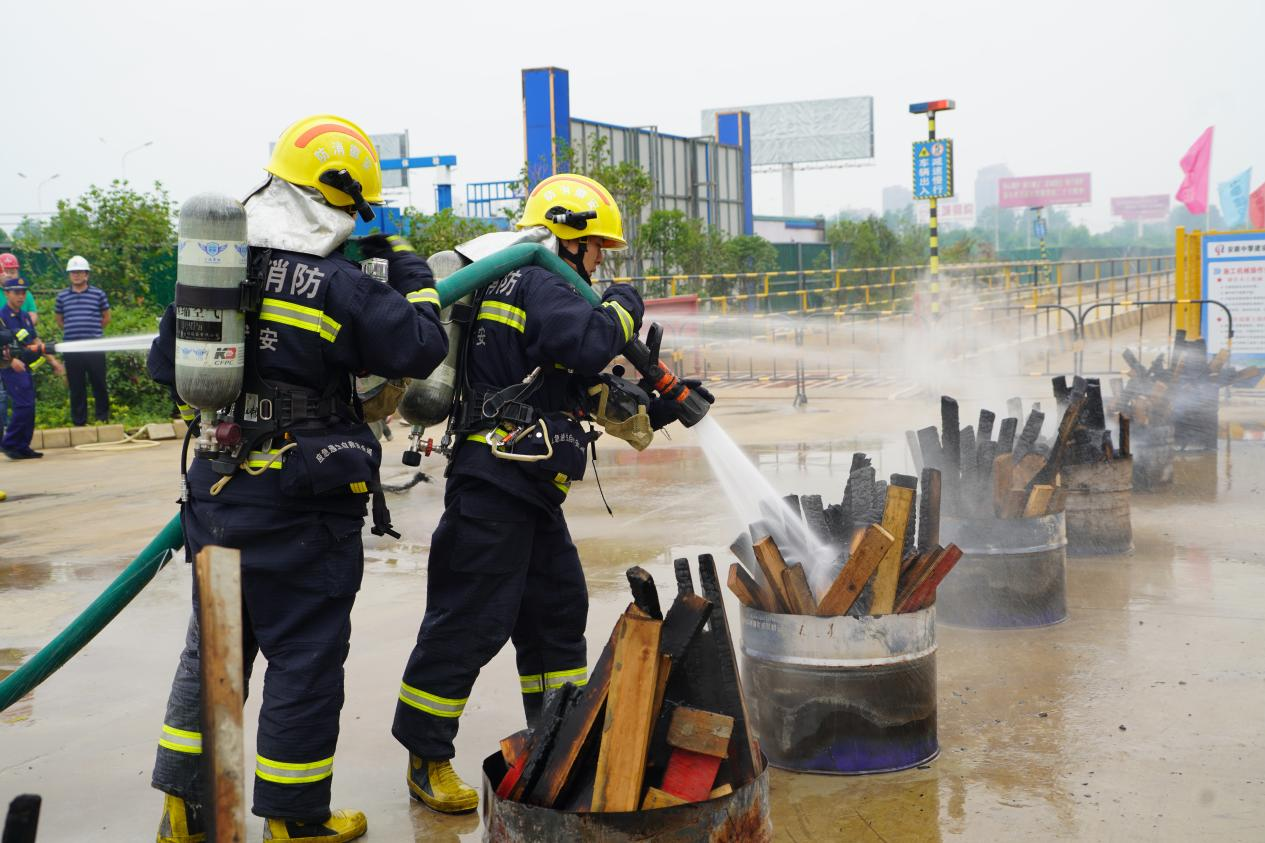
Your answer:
2;385;1264;841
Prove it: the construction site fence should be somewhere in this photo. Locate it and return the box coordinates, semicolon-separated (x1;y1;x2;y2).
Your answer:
650;267;1185;385
618;255;1177;318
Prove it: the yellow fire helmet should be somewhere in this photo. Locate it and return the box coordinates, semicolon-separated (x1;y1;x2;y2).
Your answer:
517;173;627;249
265;115;383;218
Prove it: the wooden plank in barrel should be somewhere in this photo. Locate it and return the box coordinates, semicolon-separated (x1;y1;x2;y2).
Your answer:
781;563;818;615
817;524;894;616
751;536;793;613
917;467;941;554
728;563;775;612
696;554;760;784
871;485;915;615
591;613;662;812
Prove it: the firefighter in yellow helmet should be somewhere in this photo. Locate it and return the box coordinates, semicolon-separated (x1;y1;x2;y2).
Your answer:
149;115;448;843
391;174;653;813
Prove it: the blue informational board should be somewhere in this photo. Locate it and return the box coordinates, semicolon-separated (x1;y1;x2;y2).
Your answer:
1202;231;1265;365
1033;217;1047;240
912;139;954;200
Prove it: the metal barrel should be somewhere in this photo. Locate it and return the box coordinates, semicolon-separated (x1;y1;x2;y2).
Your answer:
1062;459;1133;555
938;513;1068;629
1132;422;1175;490
480;752;772;842
738;606;937;775
1173;382;1220;452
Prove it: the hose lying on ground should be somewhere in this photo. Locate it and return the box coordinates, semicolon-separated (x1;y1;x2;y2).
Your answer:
74;425;163;452
0;513;184;712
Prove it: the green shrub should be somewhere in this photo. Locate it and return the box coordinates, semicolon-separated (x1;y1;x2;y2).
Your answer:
31;303;171;429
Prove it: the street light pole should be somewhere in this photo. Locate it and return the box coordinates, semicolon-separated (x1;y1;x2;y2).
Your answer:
37;174;61;212
908;99;955;320
121;140;154;180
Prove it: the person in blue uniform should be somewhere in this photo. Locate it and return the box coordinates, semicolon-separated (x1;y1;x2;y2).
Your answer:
392;173;712;813
1;276;64;459
149;115;448;843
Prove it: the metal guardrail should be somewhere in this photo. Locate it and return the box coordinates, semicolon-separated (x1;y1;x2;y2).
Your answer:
620;255;1177;317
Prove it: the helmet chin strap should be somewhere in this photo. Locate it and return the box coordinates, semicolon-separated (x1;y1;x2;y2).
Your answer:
558;237;592;283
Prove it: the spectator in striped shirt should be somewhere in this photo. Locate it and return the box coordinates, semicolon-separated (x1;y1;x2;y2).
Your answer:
55;255;111;426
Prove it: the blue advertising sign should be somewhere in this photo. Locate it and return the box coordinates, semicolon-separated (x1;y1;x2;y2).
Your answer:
1033;217;1047;240
912;139;954;200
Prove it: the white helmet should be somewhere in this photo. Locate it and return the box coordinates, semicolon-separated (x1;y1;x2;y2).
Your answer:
66;255;90;273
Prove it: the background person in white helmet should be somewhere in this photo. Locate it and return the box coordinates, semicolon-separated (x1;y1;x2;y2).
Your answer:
54;255;112;426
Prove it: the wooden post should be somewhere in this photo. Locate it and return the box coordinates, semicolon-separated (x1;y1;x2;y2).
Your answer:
196;546;247;843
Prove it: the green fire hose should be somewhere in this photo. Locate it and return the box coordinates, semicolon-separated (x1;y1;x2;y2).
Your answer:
0;243;598;713
0;514;184;711
435;242;601;306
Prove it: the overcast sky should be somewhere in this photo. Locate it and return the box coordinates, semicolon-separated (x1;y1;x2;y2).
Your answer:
5;0;1262;232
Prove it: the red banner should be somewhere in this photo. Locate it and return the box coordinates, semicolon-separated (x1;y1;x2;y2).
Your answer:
1250;184;1265;230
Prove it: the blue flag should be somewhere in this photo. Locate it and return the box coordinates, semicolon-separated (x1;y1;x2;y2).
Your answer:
1218;168;1252;228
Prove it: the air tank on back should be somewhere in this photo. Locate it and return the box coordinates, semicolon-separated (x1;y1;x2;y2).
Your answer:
174;193;247;413
397;249;468;427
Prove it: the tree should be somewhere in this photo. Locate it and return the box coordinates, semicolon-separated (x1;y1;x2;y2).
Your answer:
35;181;176;302
725;235;779;273
398;207;495;257
826;215;902;267
505;136;656;275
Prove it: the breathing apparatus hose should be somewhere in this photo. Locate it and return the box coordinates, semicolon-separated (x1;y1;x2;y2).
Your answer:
0;241;709;712
0;513;184;712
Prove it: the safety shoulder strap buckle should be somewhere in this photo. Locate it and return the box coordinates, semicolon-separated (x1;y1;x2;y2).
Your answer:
449;301;474;325
498;400;535;427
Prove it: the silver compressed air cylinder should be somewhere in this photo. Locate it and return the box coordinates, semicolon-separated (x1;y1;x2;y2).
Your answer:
397;250;467;428
174;193;248;413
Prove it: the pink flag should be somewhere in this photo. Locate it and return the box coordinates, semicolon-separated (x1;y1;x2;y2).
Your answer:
1175;126;1214;214
1251;183;1265;230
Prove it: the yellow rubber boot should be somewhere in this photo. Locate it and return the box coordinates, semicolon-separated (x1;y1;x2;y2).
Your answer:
407;755;478;814
156;794;205;843
263;810;367;842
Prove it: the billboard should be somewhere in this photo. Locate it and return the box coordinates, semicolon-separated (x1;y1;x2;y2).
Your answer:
1111;194;1169;221
998;173;1092;208
371;133;408;189
1203;232;1265;362
916;201;975;227
701;97;874;165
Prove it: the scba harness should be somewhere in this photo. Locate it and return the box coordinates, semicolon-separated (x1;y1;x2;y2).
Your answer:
183;247;398;537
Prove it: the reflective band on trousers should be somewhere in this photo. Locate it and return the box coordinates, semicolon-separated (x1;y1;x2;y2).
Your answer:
477;300;526;333
398;682;467;718
407;288;440;308
158;724;203;755
177;402;196;422
259;297;341;343
602;299;635;343
255;754;334;785
546;666;588;689
520;667;588;695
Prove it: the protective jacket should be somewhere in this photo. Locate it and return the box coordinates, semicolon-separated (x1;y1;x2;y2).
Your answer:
150;243;447;822
450;264;644;509
1;305;47;454
148;246;447;516
393;265;643;762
